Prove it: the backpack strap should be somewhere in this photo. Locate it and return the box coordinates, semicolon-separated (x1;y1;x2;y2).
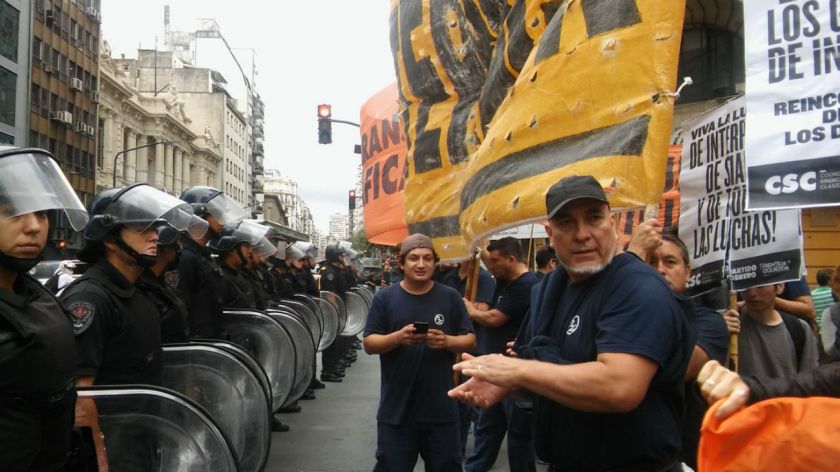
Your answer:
780;312;806;368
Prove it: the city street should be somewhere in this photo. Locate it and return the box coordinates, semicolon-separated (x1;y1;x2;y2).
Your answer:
266;349;531;472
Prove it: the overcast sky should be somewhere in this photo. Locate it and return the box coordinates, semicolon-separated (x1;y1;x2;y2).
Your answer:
101;1;396;233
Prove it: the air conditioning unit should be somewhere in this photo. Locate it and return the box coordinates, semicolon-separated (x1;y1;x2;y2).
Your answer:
43;64;53;74
86;124;96;136
70;78;83;91
61;112;73;125
90;91;99;103
74;122;85;133
87;6;98;18
49;111;63;122
45;10;55;23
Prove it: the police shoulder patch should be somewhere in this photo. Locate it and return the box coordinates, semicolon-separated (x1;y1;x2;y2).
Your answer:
326;273;335;281
67;301;96;334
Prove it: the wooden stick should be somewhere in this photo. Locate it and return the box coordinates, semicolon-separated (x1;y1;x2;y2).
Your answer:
728;290;739;372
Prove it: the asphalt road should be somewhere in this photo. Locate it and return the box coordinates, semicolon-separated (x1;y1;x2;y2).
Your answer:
265;349;536;472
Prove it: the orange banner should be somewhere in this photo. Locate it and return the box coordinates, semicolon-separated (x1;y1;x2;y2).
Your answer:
359;84;409;246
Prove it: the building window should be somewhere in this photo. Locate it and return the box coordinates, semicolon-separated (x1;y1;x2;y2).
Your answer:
677;27;744;103
0;131;13;145
0;2;19;63
0;66;16;126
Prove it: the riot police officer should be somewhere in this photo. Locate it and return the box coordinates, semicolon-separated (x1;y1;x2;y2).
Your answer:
136;225;190;343
61;183;208;387
320;244;350;382
241;236;278;309
178;186;247;338
208;220;268;310
298;243;321;297
0;147;88;471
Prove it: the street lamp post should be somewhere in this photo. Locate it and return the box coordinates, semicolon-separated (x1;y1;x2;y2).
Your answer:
112;140;175;188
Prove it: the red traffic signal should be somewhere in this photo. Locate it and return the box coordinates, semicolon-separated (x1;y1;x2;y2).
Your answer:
317;104;332;118
349;189;356;210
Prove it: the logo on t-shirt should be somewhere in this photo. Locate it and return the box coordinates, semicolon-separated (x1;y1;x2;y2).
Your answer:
434;314;445;326
566;315;580;335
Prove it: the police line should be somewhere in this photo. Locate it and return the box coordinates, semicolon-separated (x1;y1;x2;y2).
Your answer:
76;287;372;472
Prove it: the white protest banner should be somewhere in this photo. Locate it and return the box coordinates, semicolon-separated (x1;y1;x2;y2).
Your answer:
680;96;803;296
744;0;840;210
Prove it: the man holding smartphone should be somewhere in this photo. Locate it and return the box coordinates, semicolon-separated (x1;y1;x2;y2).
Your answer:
364;233;476;471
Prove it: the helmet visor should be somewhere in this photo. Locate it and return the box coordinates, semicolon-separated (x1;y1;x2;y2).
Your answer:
107;185;208;239
286;243;307;262
0;151;89;230
252;237;278;258
205;193;248;225
232;220;269;246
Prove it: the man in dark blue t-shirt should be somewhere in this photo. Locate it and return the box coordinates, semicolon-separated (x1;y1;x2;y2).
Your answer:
629;224;729;469
450;175;693;471
441;258;495;457
364;233;475;472
463;237;538;472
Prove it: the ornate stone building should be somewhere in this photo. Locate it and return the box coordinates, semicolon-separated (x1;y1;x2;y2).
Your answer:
96;42;222;194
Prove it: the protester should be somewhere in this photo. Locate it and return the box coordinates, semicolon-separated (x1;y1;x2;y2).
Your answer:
812;268;835;327
696;359;840;420
441;256;496;457
821;268;840;361
534;245;557;280
0;148;88;471
628;223;729;469
364;233;475;471
723;283;819;378
463;237;538;472
777;275;817;327
450;175;693;471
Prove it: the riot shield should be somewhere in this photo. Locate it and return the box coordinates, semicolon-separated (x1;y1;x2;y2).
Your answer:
314;297;340;351
265;309;315;406
342;291;369;336
321;291;348;334
276;300;321;345
77;385;239;472
160;344;270;472
352;286;374;306
220;310;295;411
202;340;272;405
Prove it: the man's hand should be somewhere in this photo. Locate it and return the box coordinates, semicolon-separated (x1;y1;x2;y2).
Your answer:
462;298;477;317
723;309;741;334
396;323;426;346
696;360;751;420
505;340;518;357
453;353;524;389
448;354;511;408
425;328;448;350
626;219;663;262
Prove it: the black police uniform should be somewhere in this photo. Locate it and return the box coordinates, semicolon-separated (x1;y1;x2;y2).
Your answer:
177;237;225;338
241;268;269;310
0;274;77;471
137;269;190;343
220;263;257;310
297;266;320;297
269;263;297;299
61;260;163;386
320;263;349;377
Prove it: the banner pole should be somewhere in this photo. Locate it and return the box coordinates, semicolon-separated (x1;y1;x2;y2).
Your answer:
728;282;739;372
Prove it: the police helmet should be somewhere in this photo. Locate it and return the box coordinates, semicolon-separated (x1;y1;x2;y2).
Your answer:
325;244;344;263
207;220;269;254
180;185;247;225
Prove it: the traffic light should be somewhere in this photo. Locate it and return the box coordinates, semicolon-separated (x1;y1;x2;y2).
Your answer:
349;189;356;210
317;104;332;144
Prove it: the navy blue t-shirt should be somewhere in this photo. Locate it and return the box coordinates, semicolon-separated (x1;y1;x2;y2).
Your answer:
363;282;474;425
781;276;810;299
682;301;729;468
477;271;538;355
524;253;693;468
441;267;495;303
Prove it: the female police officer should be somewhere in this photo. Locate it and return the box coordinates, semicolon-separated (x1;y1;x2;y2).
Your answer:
0;147;89;471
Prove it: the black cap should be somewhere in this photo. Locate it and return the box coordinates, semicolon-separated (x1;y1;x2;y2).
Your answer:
545;175;609;219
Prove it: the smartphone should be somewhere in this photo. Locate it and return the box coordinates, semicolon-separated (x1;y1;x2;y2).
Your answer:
413;321;429;334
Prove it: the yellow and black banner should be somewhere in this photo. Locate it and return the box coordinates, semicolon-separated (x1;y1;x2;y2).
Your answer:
392;0;686;260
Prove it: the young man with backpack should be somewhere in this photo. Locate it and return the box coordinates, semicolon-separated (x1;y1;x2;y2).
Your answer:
724;283;819;378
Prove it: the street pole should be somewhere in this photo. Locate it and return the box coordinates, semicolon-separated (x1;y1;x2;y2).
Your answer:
113;140;174;188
